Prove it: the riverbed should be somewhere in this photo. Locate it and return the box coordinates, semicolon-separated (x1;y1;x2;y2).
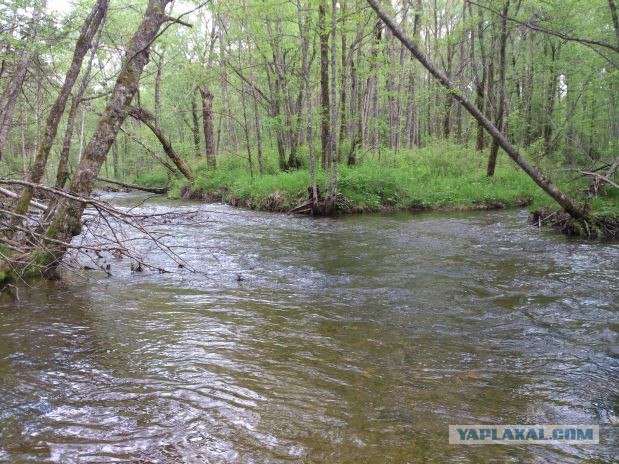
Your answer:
1;193;617;463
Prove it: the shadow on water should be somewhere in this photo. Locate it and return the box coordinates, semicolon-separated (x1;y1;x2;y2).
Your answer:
0;193;617;463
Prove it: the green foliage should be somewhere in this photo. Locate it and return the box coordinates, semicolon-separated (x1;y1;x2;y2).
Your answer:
585;186;618;219
133;169;170;188
0;0;615;225
173;141;583;213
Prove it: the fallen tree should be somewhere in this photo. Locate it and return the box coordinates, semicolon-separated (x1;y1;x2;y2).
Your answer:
128;106;194;180
120;128;178;174
366;0;588;221
0;0;207;287
97;177;168;194
587;157;619;198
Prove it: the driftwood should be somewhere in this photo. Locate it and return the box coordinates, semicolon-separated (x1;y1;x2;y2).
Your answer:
0;187;46;211
289;201;314;214
588;157;619;198
0;178;201;287
97;177;168;194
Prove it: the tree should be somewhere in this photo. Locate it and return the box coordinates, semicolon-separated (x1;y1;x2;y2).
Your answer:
296;0;317;203
0;3;43;160
319;0;330;171
486;0;509;177
14;0;108;216
366;0;587;220
199;85;216;169
43;0;183;266
329;0;338;199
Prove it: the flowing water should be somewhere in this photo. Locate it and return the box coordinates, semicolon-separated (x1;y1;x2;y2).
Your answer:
0;193;618;463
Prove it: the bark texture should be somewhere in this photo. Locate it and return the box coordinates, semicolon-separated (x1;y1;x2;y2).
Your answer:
44;0;175;266
16;0;108;214
199;85;216;169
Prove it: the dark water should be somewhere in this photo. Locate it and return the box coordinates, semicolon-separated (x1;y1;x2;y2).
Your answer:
1;193;618;463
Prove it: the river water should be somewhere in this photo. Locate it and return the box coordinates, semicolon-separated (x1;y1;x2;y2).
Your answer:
0;193;617;463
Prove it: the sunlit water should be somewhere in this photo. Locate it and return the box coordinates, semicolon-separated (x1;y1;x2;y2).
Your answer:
1;193;617;463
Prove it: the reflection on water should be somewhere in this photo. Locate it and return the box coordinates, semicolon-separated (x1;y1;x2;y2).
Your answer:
0;193;617;463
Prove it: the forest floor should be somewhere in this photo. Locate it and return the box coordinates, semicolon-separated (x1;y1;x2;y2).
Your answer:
133;141;618;233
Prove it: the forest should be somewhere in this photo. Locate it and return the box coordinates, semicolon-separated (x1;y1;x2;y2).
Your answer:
0;1;618;462
0;0;618;275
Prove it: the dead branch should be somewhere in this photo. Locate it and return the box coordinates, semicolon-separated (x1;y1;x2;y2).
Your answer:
0;187;46;211
97;177;168;194
0;178;211;285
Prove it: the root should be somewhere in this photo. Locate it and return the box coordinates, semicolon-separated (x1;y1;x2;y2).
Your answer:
529;207;618;239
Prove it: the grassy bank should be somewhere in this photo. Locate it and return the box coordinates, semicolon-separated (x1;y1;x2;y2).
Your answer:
133;141;617;219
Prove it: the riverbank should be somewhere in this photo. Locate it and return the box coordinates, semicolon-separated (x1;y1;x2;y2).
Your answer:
133;142;617;223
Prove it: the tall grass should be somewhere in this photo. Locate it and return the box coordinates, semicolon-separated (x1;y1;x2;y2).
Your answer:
134;141;616;215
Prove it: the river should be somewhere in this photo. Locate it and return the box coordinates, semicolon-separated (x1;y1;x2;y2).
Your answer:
1;193;617;463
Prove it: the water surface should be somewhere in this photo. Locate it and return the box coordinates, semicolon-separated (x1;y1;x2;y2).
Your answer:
1;194;617;463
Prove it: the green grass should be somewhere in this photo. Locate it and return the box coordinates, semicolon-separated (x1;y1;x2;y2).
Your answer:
134;141;617;216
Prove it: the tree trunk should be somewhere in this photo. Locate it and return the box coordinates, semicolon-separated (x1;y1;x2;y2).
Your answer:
366;0;587;220
287;89;304;169
191;91;201;156
338;0;348;162
475;6;487;151
251;84;264;175
14;0;108;217
121;127;176;173
319;1;330;172
43;0;176;265
97;177;166;194
520;31;534;147
55;16;105;189
443;43;453;139
56;60;100;189
128;106;193;180
296;0;318;203
239;81;254;178
0;5;43;160
245;42;264;175
112;140;119;178
199;85;216;169
348;51;360;166
273;74;287;170
329;0;338;199
405;0;422;149
266;18;289;171
543;42;558;157
154;51;164;129
487;0;509;177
